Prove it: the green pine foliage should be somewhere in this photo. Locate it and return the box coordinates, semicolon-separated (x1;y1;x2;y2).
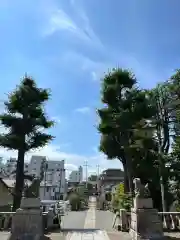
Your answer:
0;76;54;210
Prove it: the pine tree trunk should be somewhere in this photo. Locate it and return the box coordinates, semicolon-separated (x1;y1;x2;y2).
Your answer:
12;147;25;211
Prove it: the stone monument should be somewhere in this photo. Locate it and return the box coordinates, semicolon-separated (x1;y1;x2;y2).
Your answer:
9;178;44;240
129;178;164;240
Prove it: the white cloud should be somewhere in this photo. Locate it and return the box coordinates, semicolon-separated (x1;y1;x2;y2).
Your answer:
43;1;103;49
0;143;123;178
44;9;78;36
91;71;98;81
74;107;90;114
0;123;122;175
59;51;109;82
70;1;103;48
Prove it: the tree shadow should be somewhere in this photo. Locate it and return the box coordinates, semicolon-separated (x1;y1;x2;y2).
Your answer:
165;237;179;240
8;234;51;240
49;228;101;235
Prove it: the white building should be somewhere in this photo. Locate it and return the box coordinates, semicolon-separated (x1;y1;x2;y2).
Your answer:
69;166;83;183
39;182;66;201
28;155;66;200
27;155;47;177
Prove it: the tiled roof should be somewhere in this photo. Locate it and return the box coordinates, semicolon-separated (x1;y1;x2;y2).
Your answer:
2;179;15;188
0;178;31;188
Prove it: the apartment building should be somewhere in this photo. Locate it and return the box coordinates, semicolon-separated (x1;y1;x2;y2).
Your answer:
68;166;83;184
28;155;66;200
1;155;66;200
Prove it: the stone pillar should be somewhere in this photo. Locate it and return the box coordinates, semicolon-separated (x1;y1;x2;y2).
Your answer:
120;209;129;231
9;198;44;240
129;197;164;240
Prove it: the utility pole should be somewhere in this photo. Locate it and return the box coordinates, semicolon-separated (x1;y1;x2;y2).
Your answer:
83;161;90;188
96;164;100;194
58;168;65;200
96;164;100;179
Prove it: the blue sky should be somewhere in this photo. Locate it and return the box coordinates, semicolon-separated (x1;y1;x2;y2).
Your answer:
0;0;180;177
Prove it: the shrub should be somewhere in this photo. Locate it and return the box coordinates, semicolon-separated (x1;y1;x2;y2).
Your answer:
111;193;132;212
69;192;81;211
111;183;132;212
111;197;119;212
119;193;132;211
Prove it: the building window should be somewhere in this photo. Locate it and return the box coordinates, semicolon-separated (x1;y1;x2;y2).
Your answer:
46;187;49;192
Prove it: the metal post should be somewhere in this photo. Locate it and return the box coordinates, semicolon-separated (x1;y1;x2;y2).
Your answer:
83;161;89;188
96;165;100;193
96;164;100;179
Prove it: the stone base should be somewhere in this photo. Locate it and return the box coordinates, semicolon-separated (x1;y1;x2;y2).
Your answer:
129;228;164;240
130;208;164;240
133;198;153;209
20;197;41;209
9;208;44;240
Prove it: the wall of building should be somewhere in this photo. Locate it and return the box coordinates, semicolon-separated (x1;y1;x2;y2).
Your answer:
39;184;65;200
28;156;65;190
27;156;66;200
28;155;46;177
69;166;83;183
39;185;54;200
79;166;83;182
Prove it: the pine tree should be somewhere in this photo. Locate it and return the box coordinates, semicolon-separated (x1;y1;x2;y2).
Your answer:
0;76;54;210
97;68;155;193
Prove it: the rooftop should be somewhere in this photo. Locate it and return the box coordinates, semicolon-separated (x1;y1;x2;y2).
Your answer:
101;168;124;177
0;178;31;189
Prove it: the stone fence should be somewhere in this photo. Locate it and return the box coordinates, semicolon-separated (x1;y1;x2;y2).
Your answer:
0;211;60;232
116;209;180;232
